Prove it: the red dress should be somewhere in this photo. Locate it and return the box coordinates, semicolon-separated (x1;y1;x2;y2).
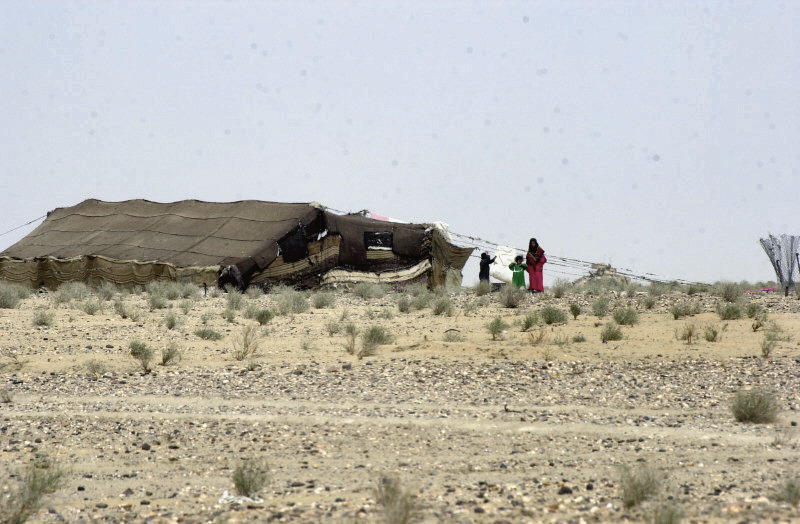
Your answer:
526;248;546;292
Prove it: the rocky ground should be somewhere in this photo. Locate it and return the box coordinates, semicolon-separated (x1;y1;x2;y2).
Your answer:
1;285;800;523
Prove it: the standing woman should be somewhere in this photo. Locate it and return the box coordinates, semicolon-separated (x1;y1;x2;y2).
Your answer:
526;238;546;293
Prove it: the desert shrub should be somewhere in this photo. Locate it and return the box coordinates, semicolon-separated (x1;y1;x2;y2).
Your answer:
601;323;623;342
540;306;567;325
774;478;800;508
245;286;263;299
486;317;509;340
704;323;723;342
54;281;90;304
528;327;546;345
232;324;260;361
669;302;691;320
222;308;236;323
80;300;102;315
160;342;182;366
179;299;192;315
619;464;663;508
378;308;394;319
550;278;570;298
521;312;539;331
572;333;586;343
647;282;668;297
232;460;270;498
716;302;742;320
443;330;464;342
591;297;609;318
360;325;393;358
374;475;421;524
0;455;67;524
552;333;570;346
410;292;432;310
651;503;685;524
148;293;168;311
254;308;273;326
129;340;154;373
498;285;526;308
226;290;244;310
32;310;55;327
396;295;411;313
405;283;428;296
1;388;13;403
353;282;388;300
714;281;742;303
752;311;768;332
96;281;117;301
311;292;336;309
113;299;129;319
432;297;454;316
731;389;779;423
612;307;638;326
569;304;581;319
474;280;491;296
343;323;359;355
276;288;309;315
85;360;107;378
326;320;341;336
642;296;656;310
745;302;764;319
0;285;22;309
195;327;223;340
685;283;707;296
676;323;697;344
243;303;259;319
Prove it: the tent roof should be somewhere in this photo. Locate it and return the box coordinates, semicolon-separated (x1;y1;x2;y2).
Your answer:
0;199;319;268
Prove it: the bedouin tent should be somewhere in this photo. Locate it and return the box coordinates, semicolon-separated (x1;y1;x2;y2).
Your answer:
0;199;473;290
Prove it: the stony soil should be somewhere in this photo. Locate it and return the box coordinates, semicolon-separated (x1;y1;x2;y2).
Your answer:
1;287;800;523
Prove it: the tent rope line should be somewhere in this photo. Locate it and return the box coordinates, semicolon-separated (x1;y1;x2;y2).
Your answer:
0;215;46;238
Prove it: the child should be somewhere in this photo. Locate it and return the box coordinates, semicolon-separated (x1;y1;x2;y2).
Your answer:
508;255;527;289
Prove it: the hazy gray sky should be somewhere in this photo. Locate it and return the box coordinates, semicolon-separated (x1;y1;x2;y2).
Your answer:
2;1;798;285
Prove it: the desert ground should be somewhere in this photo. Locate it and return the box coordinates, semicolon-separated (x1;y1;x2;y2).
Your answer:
1;281;799;523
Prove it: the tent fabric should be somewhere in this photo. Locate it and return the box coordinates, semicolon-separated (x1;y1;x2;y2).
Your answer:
0;199;473;289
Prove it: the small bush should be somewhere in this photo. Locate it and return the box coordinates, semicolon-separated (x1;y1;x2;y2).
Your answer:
353;282;388;300
276;288;309;315
704;323;723;342
96;281;117;301
774;478;800;508
32;310;55;327
474;280;491;296
232;460;270;498
521;312;539;331
254;308;273;325
232;324;260;361
642;296;656;310
113;300;129;319
669;302;691;320
443;330;464;342
432;297;454;316
540;306;567;325
195;327;223;340
619;464;663;508
676;323;697;344
0;456;67;524
714;281;742;303
179;299;192;315
651;503;685;524
745;302;764;319
85;360;107;378
163;311;178;330
731;389;780;423
716;302;742;320
245;286;263;299
148;294;168;311
486;317;509;340
612;307;638;326
396;295;411;313
569;304;581;320
572;334;586;343
360;325;393;358
528;327;546;345
54;281;90;304
80;300;102;315
160;342;182;366
499;285;527;308
226;290;244;310
129;340;154;373
0;286;22;309
552;333;569;346
311;292;336;309
343;323;359;355
550;278;569;298
591;297;609;318
222;308;236;323
601;323;623;342
326;320;341;336
374;475;420;524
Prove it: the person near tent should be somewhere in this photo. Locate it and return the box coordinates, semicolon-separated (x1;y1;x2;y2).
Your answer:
508;255;528;289
526;238;546;293
478;252;496;282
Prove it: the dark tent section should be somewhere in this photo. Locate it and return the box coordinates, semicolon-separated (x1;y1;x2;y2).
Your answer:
0;199;473;290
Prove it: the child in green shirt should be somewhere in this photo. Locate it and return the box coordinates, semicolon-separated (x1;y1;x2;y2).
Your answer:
508;255;528;289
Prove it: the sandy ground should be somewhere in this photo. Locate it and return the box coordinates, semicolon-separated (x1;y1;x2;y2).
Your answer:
1;285;800;523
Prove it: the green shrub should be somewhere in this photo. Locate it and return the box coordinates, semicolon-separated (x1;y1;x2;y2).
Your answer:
540;306;567;325
774;478;800;508
96;281;117;301
396;295;411;313
591;297;609;318
276;288;309;315
498;285;526;308
619;464;663;508
32;310;55;327
612;307;638;326
716;302;742;320
195;327;223;340
353;282;388;300
148;294;168;311
232;324;260;360
569;304;581;319
676;323;697;344
374;475;420;524
360;325;393;358
651;503;685;524
343;323;359;355
745;302;764;319
642;296;656;310
232;460;270;498
704;323;723;342
714;281;742;303
54;281;90;304
0;285;22;309
601;323;623;342
432;297;454;316
311;292;336;309
572;334;586;343
0;455;67;524
669;302;691;320
486;316;509;340
410;292;432;310
160;342;182;366
521;312;539;331
254;309;274;326
80;300;102;315
550;278;569;298
731;389;779;423
226;290;244;310
443;330;464;342
474;280;491;296
129;340;154;373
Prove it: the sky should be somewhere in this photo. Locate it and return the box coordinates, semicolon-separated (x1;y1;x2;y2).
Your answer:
1;0;798;286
